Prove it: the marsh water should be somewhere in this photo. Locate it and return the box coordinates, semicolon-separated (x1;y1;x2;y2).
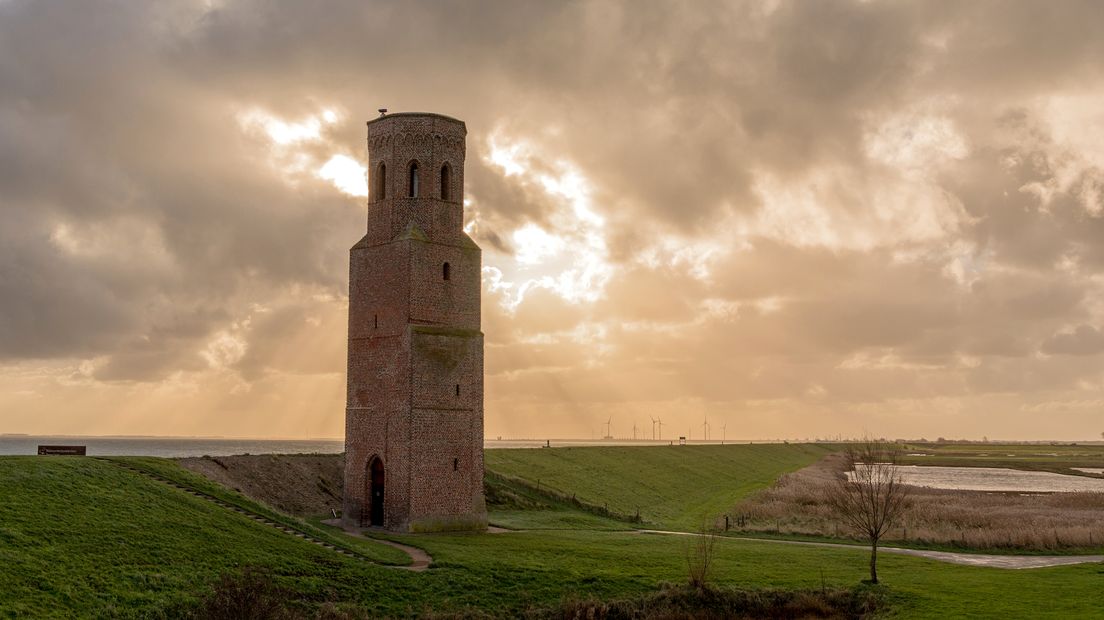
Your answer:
852;464;1104;493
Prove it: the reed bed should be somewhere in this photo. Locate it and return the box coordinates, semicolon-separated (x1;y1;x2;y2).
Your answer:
729;454;1104;551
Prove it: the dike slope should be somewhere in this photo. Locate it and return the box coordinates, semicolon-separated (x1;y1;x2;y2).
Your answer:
178;453;343;517
486;443;837;530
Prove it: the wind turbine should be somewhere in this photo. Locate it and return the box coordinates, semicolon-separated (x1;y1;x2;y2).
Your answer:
657;417;664;441
632;422;638;440
722;423;727;445
702;413;710;442
649;417;657;440
604;416;612;440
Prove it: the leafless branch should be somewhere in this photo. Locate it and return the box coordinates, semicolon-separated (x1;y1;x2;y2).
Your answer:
825;438;912;584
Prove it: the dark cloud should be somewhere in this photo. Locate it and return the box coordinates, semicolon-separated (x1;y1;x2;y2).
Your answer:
2;0;1104;438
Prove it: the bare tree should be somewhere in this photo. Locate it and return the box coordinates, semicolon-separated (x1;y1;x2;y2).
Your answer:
826;439;911;584
685;521;718;590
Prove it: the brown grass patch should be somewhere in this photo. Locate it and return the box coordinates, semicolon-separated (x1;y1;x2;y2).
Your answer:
178;453;344;517
550;583;883;619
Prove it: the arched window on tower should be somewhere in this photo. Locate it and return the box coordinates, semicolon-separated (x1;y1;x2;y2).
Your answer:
375;162;386;201
408;161;420;198
440;164;451;201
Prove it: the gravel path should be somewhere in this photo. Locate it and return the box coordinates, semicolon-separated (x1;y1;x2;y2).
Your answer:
635;529;1104;569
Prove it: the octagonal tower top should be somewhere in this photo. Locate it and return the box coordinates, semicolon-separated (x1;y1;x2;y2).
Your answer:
363;112;468;245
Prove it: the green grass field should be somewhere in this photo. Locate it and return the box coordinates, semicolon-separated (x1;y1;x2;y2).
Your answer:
897;443;1104;475
389;530;1104;619
2;447;1103;617
485;443;837;530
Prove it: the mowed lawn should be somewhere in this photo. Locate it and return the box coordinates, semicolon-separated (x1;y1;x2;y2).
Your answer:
485;443;837;530
3;452;1103;617
393;530;1104;619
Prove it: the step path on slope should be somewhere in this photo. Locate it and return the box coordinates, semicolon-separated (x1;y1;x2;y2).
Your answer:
320;519;432;571
97;458;430;572
633;529;1104;569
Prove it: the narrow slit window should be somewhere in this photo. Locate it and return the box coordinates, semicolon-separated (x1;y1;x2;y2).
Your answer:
376;163;386;200
408;161;419;197
455;384;460;396
443;262;451;280
374;314;378;329
440;164;451;201
453;458;459;471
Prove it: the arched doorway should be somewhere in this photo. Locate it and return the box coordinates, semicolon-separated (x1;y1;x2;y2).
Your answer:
365;456;385;527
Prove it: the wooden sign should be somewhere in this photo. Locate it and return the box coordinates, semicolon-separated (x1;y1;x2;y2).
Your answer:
37;445;86;456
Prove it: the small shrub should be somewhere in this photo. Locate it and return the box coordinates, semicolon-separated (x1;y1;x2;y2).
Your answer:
547;584;883;619
194;566;298;620
685;525;718;591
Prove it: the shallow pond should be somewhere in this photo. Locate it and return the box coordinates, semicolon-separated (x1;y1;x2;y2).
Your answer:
851;464;1104;493
1072;467;1104;476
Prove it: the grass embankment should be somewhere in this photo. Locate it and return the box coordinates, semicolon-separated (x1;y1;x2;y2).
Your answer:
485;443;836;531
0;457;413;617
484;470;634;531
106;456;410;565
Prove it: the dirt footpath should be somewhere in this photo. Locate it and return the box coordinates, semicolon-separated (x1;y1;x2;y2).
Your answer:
637;530;1104;569
178;453;344;517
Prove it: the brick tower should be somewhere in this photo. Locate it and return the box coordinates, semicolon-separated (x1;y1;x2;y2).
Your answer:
342;112;486;532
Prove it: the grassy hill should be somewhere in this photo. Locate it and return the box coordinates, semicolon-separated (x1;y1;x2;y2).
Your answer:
3;450;1104;618
0;456;416;617
485;443;837;530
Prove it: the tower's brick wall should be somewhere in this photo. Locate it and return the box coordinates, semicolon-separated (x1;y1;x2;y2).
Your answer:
409;408;480;518
343;112;485;532
347;240;411;340
409;241;481;328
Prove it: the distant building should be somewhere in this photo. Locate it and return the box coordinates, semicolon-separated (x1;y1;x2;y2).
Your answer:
342;112;486;532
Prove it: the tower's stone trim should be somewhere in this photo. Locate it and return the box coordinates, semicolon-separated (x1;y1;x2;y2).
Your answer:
343;112;486;532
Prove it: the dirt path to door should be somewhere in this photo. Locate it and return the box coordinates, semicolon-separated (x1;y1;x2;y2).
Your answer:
321;519;433;571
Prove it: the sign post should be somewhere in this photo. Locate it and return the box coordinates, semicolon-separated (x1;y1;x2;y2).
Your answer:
37;445;86;456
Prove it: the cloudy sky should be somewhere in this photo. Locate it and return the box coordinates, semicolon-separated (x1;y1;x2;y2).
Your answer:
2;0;1103;441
